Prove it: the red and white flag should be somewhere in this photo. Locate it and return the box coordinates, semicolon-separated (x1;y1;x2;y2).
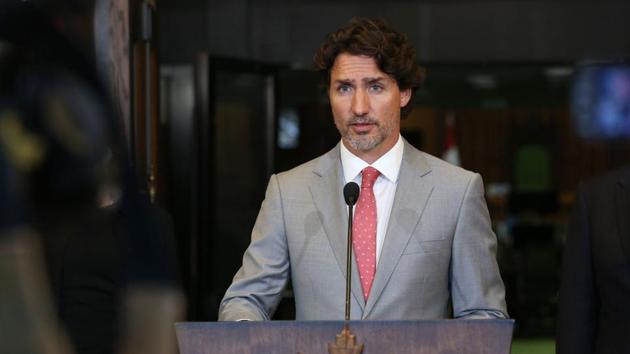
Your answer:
442;112;461;166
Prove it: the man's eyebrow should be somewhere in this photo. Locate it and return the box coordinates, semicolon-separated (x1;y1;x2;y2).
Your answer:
332;76;387;85
332;78;354;85
364;76;387;84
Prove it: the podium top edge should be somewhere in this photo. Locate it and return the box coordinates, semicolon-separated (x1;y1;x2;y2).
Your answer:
175;319;515;328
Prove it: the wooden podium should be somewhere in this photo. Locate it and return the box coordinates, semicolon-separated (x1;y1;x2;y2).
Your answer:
175;320;514;354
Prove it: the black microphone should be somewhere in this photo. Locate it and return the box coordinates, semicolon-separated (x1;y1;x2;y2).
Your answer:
344;182;360;206
342;182;359;321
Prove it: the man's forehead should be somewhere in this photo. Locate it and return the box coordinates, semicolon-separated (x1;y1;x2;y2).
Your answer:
330;53;390;81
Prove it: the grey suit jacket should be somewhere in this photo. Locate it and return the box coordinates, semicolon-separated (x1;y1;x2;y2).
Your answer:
219;140;507;321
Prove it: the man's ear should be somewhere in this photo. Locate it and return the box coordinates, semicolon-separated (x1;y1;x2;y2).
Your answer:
400;88;412;107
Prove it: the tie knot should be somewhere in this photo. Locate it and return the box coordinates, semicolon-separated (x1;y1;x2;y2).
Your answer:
361;167;380;189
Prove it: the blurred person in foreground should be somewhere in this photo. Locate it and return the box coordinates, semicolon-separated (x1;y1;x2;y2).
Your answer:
0;1;115;353
0;2;181;354
219;17;507;321
557;166;630;354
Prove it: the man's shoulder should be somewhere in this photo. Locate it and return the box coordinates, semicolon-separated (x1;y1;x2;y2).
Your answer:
580;165;630;198
276;145;339;182
404;144;476;183
570;166;630;224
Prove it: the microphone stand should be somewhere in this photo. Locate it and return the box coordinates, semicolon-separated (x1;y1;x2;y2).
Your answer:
344;201;354;321
328;184;364;354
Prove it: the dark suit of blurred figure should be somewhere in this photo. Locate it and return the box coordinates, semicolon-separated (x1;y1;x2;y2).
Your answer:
557;167;630;354
0;2;121;354
0;2;181;354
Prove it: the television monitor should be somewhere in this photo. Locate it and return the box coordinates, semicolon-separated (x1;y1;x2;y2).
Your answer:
571;63;630;140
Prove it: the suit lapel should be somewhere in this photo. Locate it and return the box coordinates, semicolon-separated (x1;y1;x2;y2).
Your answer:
364;142;433;317
309;144;366;310
615;171;630;267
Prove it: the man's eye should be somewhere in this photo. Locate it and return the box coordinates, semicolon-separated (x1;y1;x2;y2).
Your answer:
369;84;383;93
337;85;351;94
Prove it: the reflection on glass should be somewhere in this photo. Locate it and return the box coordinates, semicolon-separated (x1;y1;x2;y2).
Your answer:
278;108;300;149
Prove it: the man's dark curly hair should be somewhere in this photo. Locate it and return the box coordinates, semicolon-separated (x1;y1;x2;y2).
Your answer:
313;17;426;117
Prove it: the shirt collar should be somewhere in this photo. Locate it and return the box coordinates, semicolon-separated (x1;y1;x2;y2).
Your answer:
340;134;404;184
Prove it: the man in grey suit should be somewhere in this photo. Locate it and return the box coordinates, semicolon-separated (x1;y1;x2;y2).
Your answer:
219;17;507;321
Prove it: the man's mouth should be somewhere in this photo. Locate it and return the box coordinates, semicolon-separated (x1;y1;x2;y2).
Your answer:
349;118;377;133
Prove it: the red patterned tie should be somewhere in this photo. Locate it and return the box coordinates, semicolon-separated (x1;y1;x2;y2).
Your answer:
353;166;380;301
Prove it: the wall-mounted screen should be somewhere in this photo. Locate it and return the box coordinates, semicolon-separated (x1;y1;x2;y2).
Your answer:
572;63;630;139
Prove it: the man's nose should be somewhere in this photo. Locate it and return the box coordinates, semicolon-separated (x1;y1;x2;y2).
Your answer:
351;90;369;116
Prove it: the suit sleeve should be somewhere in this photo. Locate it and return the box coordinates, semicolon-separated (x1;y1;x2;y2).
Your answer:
556;186;597;354
218;174;290;321
450;173;508;319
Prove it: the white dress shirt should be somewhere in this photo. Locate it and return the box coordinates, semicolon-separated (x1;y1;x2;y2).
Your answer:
340;135;404;265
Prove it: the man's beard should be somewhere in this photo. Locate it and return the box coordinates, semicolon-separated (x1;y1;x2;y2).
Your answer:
339;116;394;152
